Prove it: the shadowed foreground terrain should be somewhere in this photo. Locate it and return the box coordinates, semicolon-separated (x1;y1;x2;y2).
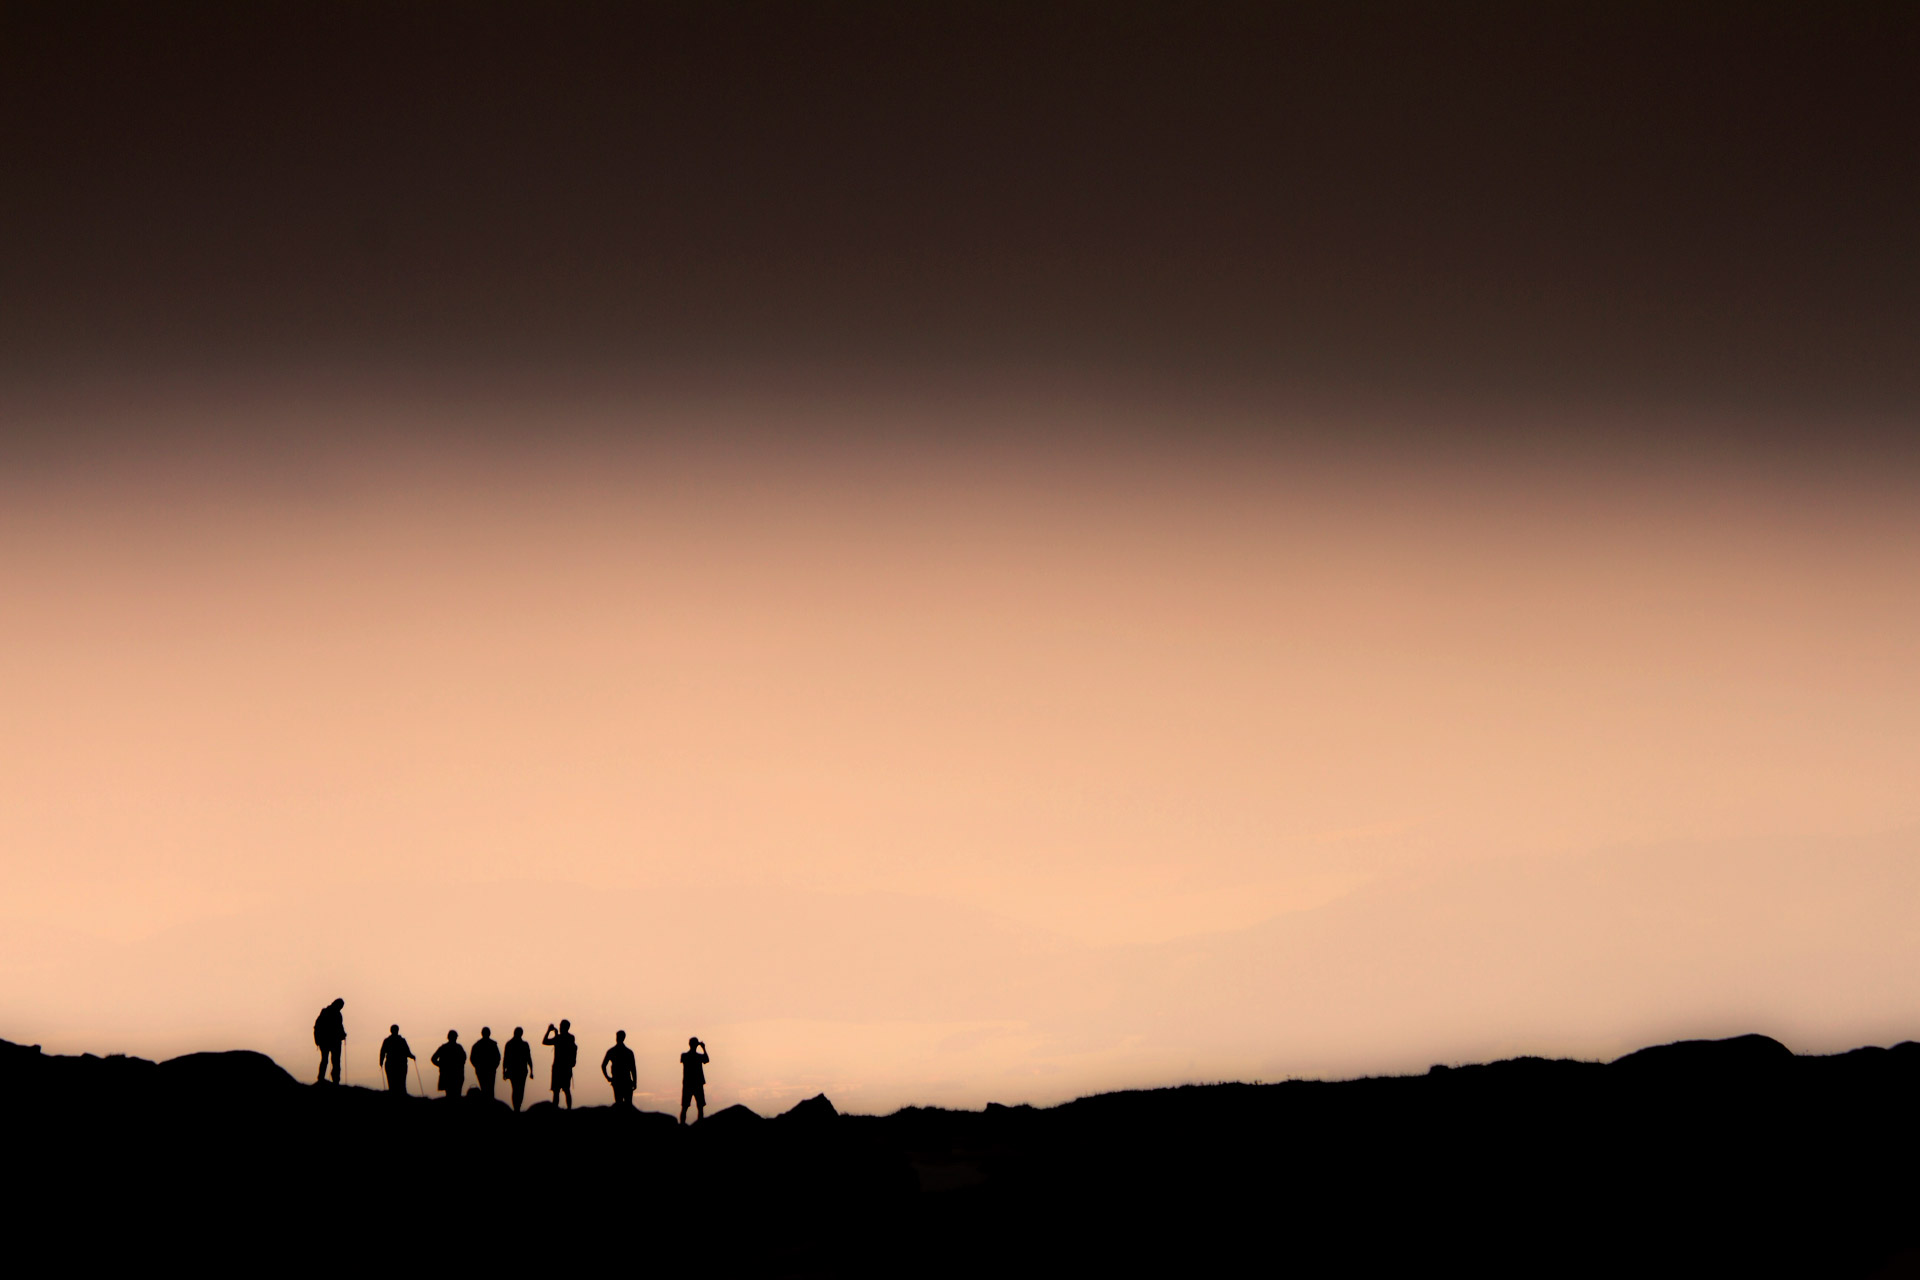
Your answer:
6;1034;1917;1274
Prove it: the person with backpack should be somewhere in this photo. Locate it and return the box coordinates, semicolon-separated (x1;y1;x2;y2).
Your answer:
601;1030;637;1108
313;998;347;1085
378;1025;415;1095
429;1029;467;1098
470;1027;502;1100
501;1027;536;1112
543;1020;577;1109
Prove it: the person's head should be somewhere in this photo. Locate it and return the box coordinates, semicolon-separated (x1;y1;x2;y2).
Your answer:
559;1018;570;1031
512;1026;523;1038
481;1026;491;1038
689;1036;700;1048
615;1030;626;1043
331;998;345;1010
447;1029;458;1041
390;1024;399;1034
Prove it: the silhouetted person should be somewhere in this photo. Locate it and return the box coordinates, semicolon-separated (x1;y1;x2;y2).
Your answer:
470;1026;501;1100
602;1031;637;1107
378;1024;414;1094
313;998;346;1085
502;1026;535;1112
430;1030;466;1098
679;1036;709;1125
543;1020;577;1109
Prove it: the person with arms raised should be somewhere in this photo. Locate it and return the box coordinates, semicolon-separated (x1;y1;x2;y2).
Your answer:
679;1036;709;1125
543;1020;577;1110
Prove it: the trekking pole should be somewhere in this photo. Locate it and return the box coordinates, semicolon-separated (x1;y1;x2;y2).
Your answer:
414;1058;426;1098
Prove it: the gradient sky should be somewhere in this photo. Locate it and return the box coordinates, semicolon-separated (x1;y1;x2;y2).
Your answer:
3;3;1917;1112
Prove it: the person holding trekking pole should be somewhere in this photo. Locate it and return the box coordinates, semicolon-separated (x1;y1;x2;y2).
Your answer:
378;1024;415;1095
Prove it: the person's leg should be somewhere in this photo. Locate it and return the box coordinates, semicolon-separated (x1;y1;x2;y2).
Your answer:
330;1046;342;1084
317;1048;328;1083
511;1077;525;1111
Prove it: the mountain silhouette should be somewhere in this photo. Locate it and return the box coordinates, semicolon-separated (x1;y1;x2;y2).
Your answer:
1610;1031;1795;1075
779;1092;840;1127
5;1032;1917;1274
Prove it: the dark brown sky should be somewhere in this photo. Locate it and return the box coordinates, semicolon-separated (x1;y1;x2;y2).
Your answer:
4;1;1918;439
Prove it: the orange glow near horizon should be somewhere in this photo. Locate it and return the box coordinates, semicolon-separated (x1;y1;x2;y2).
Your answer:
4;388;1918;1113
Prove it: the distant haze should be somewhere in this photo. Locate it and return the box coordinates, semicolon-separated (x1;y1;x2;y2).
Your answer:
3;389;1916;1111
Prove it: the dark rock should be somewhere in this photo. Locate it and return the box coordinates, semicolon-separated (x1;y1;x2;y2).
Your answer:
1609;1033;1793;1077
778;1093;838;1125
699;1102;764;1133
156;1050;297;1102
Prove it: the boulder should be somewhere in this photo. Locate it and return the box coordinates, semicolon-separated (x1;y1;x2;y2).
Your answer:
778;1093;838;1126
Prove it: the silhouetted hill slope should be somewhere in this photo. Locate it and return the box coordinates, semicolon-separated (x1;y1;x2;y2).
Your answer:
6;1034;1918;1275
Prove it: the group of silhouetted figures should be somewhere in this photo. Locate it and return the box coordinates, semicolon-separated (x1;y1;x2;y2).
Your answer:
311;999;711;1123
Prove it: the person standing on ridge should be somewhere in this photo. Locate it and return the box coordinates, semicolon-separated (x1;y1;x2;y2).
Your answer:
313;998;346;1085
543;1020;577;1110
378;1024;414;1094
679;1036;709;1125
601;1031;637;1108
430;1030;467;1098
502;1027;536;1112
470;1027;501;1100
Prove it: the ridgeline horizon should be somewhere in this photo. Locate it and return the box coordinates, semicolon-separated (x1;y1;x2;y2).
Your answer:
10;1028;1920;1274
7;1027;1916;1114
